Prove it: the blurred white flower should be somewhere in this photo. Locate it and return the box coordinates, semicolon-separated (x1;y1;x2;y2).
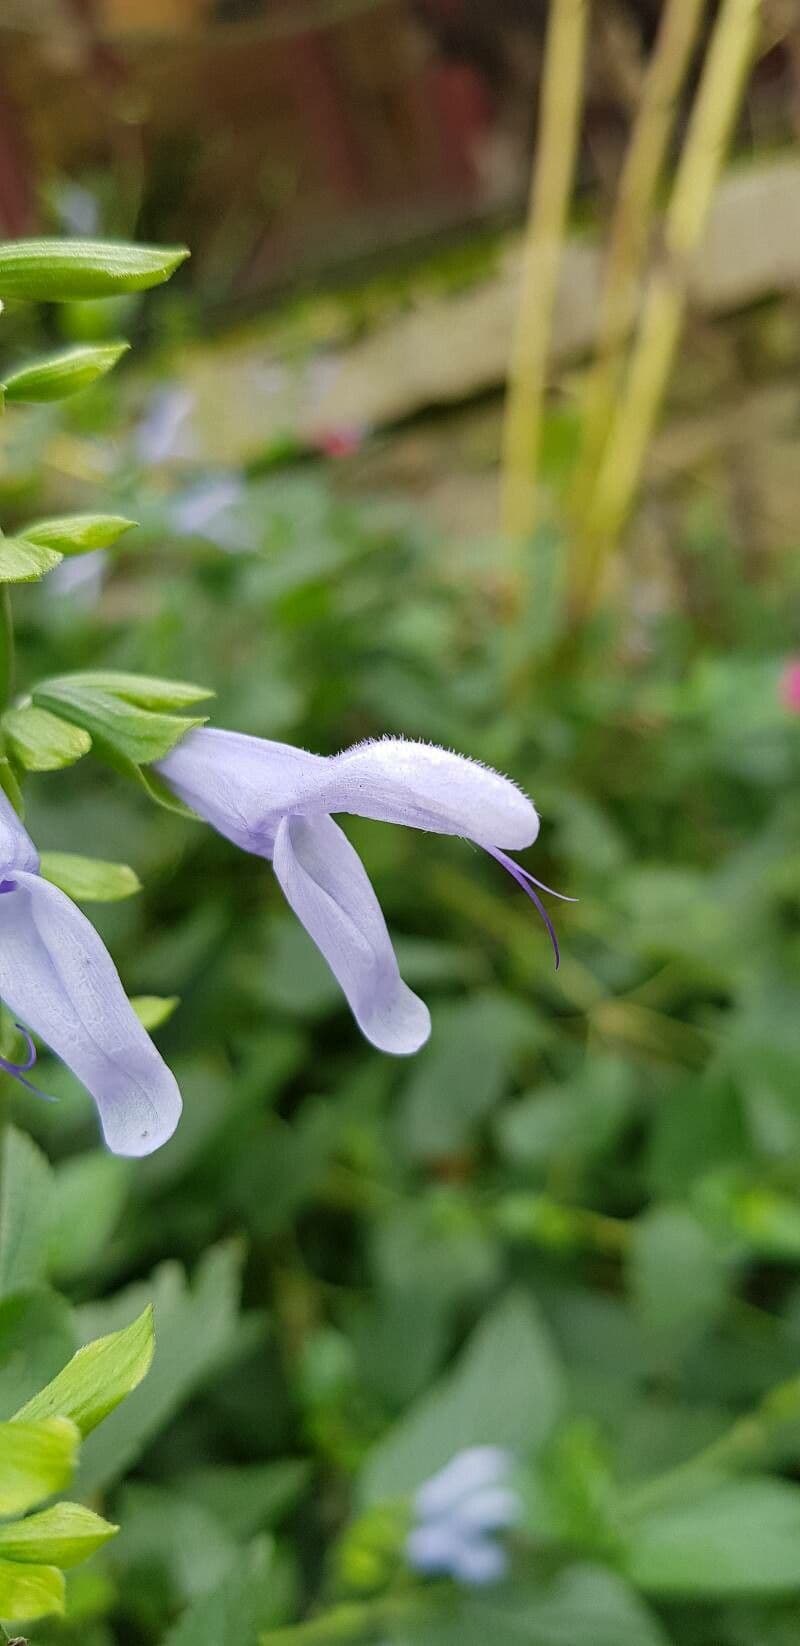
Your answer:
46;549;107;607
406;1447;521;1586
136;386;196;465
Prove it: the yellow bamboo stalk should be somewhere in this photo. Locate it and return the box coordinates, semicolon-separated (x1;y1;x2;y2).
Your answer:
573;0;761;609
499;0;589;544
572;0;707;514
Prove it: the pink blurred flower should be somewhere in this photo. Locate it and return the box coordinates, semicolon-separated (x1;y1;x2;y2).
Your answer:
780;661;800;712
314;426;366;460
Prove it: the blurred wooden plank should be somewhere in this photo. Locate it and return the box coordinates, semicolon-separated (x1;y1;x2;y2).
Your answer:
172;156;800;461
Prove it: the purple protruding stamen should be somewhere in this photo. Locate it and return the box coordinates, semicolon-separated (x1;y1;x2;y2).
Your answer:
0;1026;54;1100
484;846;575;970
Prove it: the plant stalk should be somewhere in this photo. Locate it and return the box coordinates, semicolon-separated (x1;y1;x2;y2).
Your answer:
571;0;706;515
499;0;589;546
0;588;14;710
572;0;761;613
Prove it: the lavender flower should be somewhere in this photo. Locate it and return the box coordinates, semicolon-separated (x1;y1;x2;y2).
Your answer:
157;729;569;1056
0;786;181;1156
407;1447;520;1586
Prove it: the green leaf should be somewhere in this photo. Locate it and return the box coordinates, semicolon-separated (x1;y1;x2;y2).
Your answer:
31;677;206;765
0;1500;117;1566
626;1478;800;1596
39;852;140;902
176;1461;310;1540
49;1154;131;1285
0;1557;64;1621
0;537;62;585
0;1416;78;1515
400;995;534;1160
131;995;180;1031
361;1291;564;1503
4;707;92;772
3;342;129;403
0;1292;77;1417
417;1565;671;1646
0;1128;53;1299
162;1536;277;1646
14;1306;154;1436
22;514;137;554
51;670;214;710
0;756;23;813
628;1205;730;1367
75;1244;252;1494
0;239;189;301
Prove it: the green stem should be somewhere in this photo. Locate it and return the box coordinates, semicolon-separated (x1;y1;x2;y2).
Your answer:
626;1371;800;1518
261;1591;435;1646
0;587;14;710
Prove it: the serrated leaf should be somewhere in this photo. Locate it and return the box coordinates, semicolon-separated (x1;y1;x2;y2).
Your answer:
4;707;92;772
3;342;129;403
0;538;62;585
0;1501;117;1567
22;514;137;554
0;1127;53;1299
31;678;205;765
39;852;140;903
0;239;189;301
0;1417;78;1515
0;1557;64;1620
131;995;180;1031
14;1306;154;1437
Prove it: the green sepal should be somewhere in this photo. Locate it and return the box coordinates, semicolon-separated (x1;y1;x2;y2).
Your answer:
0;1557;64;1620
0;1502;117;1568
2;342;129;403
0;1417;79;1516
22;514;137;554
31;676;206;765
14;1306;154;1437
0;537;62;585
39;852;141;903
3;706;92;771
0;239;189;302
131;995;180;1031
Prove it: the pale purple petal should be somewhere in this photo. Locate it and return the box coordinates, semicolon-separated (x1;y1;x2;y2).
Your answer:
272;813;430;1055
453;1487;521;1535
0;787;39;877
156;727;326;856
450;1535;508;1586
0;873;181;1156
312;739;539;849
406;1522;464;1576
415;1448;512;1519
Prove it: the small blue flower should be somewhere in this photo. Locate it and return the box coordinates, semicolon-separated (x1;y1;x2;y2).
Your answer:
406;1447;521;1587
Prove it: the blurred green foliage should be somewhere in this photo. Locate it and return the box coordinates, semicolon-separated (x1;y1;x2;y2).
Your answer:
1;339;800;1646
